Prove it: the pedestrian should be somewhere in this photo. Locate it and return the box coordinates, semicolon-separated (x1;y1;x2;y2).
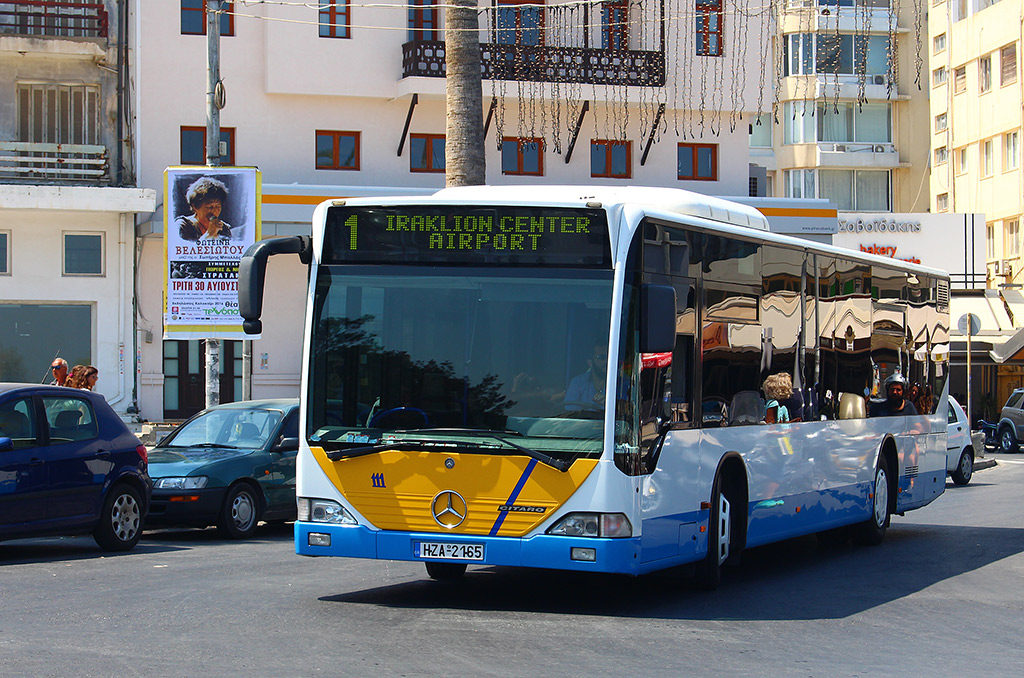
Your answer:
66;365;98;391
49;358;69;386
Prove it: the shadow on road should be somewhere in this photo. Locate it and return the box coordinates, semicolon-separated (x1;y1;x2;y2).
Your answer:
0;521;294;565
319;522;1024;620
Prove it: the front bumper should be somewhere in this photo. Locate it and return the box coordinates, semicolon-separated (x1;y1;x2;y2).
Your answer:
146;487;228;526
294;521;643;574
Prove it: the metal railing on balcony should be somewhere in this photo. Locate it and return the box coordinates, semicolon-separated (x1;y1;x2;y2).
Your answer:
0;1;108;39
403;40;665;86
0;141;108;183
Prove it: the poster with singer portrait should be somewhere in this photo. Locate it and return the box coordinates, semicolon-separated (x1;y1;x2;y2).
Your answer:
163;166;261;340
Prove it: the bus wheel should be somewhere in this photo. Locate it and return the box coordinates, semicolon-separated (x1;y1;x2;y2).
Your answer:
425;562;467;581
852;455;890;546
693;476;730;591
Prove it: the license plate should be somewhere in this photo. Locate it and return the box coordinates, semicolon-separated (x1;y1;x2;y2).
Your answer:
415;541;484;561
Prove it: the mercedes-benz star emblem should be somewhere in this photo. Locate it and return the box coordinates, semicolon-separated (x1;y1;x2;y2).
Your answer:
431;490;467;529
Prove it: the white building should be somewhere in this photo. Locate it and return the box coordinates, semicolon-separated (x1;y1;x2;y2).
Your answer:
0;0;156;413
130;0;774;420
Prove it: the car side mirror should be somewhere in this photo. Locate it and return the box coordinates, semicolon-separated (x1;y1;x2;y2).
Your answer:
273;436;299;453
0;436;13;452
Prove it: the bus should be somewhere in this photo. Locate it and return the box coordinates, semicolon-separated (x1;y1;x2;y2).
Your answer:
239;185;950;588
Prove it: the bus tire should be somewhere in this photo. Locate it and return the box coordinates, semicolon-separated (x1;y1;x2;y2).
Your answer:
216;482;262;540
425;562;467;581
693;474;730;591
852;455;891;546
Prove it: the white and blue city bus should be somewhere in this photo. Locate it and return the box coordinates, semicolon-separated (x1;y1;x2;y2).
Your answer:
239;186;950;587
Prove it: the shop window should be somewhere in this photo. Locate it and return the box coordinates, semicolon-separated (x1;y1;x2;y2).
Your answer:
0;304;92;383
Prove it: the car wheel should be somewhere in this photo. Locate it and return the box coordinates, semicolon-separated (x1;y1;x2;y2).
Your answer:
425;562;467;580
216;483;261;539
852;455;890;546
693;474;731;591
93;483;144;552
999;426;1019;454
951;448;974;486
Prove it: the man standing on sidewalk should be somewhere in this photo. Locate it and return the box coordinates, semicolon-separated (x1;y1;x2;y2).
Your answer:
49;358;69;386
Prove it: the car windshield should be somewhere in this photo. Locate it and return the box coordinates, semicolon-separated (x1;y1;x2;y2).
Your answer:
306;266;614;460
165;408;284;449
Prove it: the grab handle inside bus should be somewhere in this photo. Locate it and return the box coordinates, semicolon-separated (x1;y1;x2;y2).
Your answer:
239;235;312;335
640;284;676;353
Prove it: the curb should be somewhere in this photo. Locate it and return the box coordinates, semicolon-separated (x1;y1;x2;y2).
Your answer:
974;457;997;471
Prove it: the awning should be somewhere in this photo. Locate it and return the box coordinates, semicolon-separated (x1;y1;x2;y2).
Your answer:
1000;288;1024;326
950;291;1015;339
991;328;1024;362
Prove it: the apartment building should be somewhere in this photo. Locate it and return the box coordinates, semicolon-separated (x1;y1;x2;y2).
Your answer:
0;0;155;413
752;0;931;213
130;1;773;420
928;0;1024;407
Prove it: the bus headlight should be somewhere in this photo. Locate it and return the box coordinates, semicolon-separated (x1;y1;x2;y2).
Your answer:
546;512;632;538
297;497;357;525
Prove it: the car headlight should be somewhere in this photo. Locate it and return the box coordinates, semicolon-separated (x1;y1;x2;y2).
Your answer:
546;512;632;538
154;476;209;490
297;497;357;525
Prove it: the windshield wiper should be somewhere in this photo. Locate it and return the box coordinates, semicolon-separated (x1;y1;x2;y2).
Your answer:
325;433;571;472
188;442;241;449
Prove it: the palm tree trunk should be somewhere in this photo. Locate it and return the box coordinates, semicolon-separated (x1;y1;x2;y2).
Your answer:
445;0;485;186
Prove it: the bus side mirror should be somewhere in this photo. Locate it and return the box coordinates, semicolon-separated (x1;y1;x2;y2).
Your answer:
239;236;312;335
640;284;676;353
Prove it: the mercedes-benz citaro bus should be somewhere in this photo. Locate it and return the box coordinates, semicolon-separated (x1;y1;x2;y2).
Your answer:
238;186;950;589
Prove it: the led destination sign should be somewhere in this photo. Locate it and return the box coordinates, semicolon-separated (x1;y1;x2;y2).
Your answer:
323;205;611;267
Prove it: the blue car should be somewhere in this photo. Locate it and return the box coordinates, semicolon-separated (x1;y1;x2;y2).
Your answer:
0;383;151;551
146;399;299;539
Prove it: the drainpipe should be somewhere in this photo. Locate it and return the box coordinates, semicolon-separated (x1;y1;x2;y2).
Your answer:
107;212;130;410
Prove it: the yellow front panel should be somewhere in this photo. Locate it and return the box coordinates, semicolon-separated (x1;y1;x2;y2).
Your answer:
310;446;599;536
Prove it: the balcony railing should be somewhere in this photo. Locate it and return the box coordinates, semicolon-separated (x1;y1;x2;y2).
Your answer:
403;40;665;87
0;1;108;39
0;141;109;183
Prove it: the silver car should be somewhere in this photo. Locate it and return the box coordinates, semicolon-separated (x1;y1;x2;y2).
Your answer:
997;388;1024;453
947;396;973;486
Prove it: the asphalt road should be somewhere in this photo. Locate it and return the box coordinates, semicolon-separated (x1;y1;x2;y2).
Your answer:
2;457;1023;678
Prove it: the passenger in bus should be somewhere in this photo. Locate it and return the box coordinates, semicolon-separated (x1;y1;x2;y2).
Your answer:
869;373;918;417
563;344;607;409
762;373;792;424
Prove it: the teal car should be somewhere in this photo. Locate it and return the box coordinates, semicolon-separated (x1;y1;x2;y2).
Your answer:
146;399;299;539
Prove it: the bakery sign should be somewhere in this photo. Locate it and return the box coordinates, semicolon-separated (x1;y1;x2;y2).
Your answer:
833;212;984;276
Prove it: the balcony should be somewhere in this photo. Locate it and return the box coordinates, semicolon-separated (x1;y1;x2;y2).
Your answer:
0;141;109;183
402;39;665;87
0;1;108;39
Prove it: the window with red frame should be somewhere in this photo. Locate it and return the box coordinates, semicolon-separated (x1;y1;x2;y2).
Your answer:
180;126;235;165
601;1;628;50
408;0;438;41
495;0;544;46
501;137;544;176
678;143;717;181
316;131;360;170
695;0;723;57
410;133;445;172
181;1;234;36
591;139;631;179
319;0;350;38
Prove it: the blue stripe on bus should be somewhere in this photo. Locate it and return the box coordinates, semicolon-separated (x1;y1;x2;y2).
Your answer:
489;458;539;536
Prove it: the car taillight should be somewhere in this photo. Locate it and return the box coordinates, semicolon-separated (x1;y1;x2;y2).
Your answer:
136;444;148;464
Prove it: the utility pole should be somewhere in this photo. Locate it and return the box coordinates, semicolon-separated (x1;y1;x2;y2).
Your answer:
205;0;221;409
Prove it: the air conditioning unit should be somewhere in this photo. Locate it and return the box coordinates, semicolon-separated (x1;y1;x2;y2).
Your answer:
993;260;1004;275
872;75;887;85
834;144;847;152
873;144;888;153
994;260;1013;275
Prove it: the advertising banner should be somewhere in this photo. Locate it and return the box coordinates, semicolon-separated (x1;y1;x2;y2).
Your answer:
163;167;261;340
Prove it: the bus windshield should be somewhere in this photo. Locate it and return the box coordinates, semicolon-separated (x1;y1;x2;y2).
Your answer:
306;266;614;461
